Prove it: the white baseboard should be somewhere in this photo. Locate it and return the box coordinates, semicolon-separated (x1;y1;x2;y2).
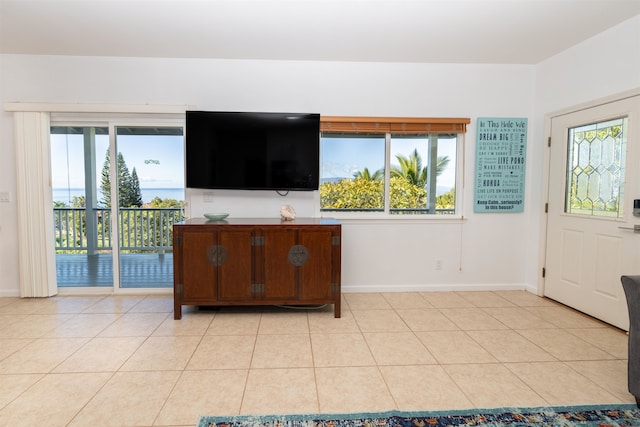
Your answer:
342;283;536;294
0;290;20;297
0;283;540;299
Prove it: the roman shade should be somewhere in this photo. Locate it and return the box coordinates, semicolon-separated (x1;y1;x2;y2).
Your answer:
320;116;470;134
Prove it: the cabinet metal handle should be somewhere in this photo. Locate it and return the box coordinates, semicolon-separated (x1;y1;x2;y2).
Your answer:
206;245;228;266
288;245;309;266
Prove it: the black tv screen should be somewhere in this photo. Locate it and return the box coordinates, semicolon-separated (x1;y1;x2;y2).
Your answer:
185;111;320;191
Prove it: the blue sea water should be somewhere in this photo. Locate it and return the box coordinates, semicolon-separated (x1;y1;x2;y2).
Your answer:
52;188;184;205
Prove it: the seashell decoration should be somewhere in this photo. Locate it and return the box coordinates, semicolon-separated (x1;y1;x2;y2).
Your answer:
280;204;296;221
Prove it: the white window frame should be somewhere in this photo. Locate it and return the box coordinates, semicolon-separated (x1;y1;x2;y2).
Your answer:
319;131;466;222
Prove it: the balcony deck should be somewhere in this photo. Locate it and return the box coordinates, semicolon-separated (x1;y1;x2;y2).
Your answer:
54;206;181;289
56;253;173;288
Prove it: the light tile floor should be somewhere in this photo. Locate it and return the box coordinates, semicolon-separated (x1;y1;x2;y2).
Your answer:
0;291;634;427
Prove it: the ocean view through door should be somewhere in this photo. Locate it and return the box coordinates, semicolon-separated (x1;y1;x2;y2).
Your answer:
51;122;185;290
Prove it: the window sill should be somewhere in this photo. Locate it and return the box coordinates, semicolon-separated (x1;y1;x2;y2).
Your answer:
320;212;466;224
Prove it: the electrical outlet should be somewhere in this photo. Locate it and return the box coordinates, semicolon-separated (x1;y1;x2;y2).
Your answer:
203;192;214;203
435;259;443;270
0;191;10;202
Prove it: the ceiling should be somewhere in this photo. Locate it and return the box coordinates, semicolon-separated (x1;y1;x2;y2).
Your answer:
1;0;639;64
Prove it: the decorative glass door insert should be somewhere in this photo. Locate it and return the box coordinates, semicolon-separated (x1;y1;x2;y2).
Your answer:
565;117;627;218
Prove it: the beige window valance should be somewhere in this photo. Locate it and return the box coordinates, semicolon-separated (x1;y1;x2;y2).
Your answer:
320;116;470;134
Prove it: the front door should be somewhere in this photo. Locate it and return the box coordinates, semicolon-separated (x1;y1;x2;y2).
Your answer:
545;94;640;330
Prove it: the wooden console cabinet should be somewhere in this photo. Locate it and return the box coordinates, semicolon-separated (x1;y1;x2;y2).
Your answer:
173;218;341;319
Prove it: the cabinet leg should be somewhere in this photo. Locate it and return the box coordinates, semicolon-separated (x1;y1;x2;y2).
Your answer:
334;300;341;318
174;305;182;320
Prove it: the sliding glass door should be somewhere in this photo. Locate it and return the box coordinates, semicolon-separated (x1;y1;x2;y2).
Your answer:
50;119;184;291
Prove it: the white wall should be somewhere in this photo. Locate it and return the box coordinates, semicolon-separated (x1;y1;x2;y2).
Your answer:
527;15;640;295
536;15;640;114
10;10;638;298
0;56;538;296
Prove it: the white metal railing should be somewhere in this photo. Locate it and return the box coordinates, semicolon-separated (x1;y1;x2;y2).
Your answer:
54;207;183;253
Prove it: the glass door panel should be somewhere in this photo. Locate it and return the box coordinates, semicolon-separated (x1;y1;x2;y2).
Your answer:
51;126;113;287
114;126;185;288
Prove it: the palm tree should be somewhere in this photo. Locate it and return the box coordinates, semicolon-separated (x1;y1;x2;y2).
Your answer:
353;167;384;181
390;149;449;188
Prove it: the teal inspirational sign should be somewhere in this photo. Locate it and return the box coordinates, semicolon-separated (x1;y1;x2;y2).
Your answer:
474;117;527;213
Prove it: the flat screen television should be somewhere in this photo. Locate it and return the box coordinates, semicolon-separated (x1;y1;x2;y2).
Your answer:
185;111;320;191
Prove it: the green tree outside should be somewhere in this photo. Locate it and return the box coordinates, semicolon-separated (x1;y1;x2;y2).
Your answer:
321;178;384;209
149;196;182;208
55;150;182;254
321;149;454;212
390;148;450;188
127;167;143;207
353;167;384;181
100;149;143;207
436;188;455;210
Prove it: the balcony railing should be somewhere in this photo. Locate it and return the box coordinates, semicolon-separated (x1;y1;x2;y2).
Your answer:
54;207;184;253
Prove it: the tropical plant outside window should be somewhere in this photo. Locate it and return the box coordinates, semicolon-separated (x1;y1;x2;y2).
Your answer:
565;117;627;218
320;128;460;215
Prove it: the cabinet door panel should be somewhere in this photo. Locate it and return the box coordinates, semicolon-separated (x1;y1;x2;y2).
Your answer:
217;229;254;301
262;228;297;300
298;228;334;299
181;230;216;300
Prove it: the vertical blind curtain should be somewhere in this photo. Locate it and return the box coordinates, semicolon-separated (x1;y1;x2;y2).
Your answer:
320;116;470;134
14;112;57;297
